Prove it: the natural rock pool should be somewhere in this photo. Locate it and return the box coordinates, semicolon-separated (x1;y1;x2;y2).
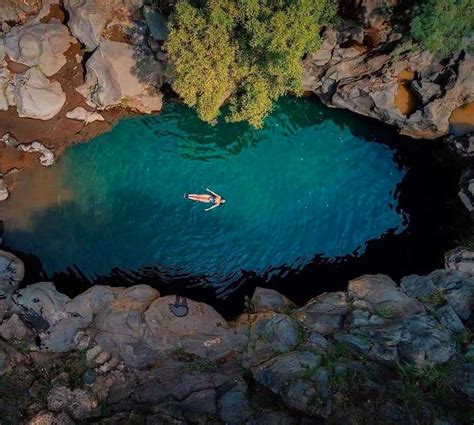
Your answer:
0;98;467;307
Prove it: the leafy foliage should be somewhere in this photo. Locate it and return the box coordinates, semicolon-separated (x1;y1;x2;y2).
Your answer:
410;0;474;57
164;0;336;127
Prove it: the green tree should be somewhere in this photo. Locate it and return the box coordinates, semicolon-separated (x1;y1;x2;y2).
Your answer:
164;0;336;127
410;0;474;57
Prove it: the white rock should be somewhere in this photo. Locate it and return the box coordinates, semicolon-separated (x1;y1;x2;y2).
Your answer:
0;177;8;202
0;133;19;147
77;40;163;113
64;0;144;50
9;67;66;120
0;67;11;111
0;37;5;65
66;106;105;124
18;141;55;167
5;20;74;77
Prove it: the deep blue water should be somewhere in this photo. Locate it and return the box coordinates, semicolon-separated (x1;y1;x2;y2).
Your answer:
1;98;409;297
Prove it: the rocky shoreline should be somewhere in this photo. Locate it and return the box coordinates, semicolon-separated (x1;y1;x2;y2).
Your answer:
0;247;473;424
0;1;473;205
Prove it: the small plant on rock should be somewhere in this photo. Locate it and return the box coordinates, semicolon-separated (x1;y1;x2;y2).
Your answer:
377;306;393;319
421;289;446;307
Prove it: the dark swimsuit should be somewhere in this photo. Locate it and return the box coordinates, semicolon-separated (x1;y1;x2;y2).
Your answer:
209;196;217;204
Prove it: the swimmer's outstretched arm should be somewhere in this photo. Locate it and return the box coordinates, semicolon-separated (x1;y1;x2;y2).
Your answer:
206;188;219;197
205;204;220;212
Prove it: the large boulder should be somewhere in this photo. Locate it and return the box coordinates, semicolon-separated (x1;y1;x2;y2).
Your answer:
64;0;144;50
0;250;25;296
7;67;66;120
427;270;474;321
5;20;75;76
77;40;163;113
0;67;10;111
216;379;252;425
252;351;321;393
239;312;302;366
250;287;295;313
348;274;424;318
293;291;349;335
0;2;42;25
88;286;160;368
144;296;247;361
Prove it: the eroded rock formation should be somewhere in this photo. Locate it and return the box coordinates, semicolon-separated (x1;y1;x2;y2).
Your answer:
302;0;474;139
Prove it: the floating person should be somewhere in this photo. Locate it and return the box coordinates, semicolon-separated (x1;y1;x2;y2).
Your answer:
184;188;226;211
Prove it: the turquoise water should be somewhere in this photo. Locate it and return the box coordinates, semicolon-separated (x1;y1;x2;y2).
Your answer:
3;98;407;296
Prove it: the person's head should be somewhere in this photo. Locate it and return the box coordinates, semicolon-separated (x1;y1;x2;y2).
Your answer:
221;199;226;204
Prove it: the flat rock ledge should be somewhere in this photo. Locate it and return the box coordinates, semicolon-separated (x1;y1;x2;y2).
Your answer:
0;249;473;424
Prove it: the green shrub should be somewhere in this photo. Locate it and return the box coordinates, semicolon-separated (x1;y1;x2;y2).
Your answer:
164;0;336;127
410;0;474;57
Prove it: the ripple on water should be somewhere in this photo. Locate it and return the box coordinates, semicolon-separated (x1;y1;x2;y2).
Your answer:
1;98;408;295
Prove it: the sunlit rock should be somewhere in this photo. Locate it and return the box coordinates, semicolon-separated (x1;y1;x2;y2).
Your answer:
64;0;144;50
18;141;55;166
5;20;75;76
66;106;105;124
0;67;11;111
8;67;66;120
77;40;163;113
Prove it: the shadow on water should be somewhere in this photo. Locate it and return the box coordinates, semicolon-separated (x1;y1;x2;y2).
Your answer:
2;98;469;320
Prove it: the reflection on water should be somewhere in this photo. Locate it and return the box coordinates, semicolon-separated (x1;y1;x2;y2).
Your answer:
1;98;408;297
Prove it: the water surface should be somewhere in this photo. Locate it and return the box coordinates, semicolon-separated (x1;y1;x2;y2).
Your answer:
2;98;410;297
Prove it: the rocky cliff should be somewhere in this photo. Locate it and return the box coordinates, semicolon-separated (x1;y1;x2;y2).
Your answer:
303;0;474;140
0;248;473;424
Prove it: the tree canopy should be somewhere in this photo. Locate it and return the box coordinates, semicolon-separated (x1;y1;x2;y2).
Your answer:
164;0;336;127
410;0;474;58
